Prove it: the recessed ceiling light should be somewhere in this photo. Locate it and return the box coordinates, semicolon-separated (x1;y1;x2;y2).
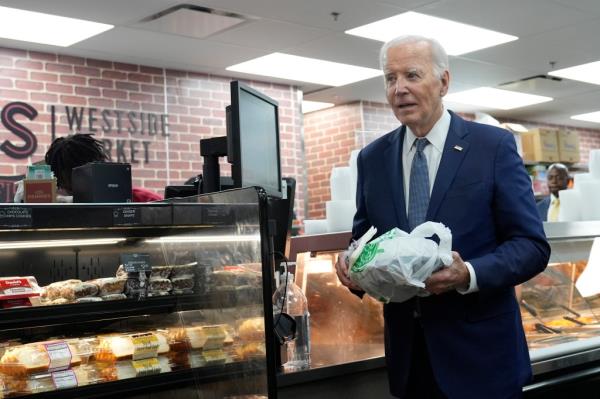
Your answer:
0;6;113;47
345;11;517;56
445;87;552;110
549;61;600;85
227;53;381;86
571;111;600;123
302;101;335;114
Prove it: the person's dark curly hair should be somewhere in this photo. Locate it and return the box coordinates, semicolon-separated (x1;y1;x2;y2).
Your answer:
45;134;109;193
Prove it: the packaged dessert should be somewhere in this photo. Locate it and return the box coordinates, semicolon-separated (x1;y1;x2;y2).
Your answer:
0;341;83;377
148;278;172;293
211;266;261;286
43;280;81;301
0;277;41;301
100;355;170;381
59;282;98;301
171;277;194;293
89;278;126;296
238;317;265;342
150;266;172;280
167;325;227;352
117;266;151;298
101;294;127;301
95;332;166;362
235;342;266;360
2;364;94;395
189;349;227;367
170;262;197;279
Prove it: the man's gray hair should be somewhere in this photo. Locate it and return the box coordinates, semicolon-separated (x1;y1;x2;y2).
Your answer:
379;35;449;79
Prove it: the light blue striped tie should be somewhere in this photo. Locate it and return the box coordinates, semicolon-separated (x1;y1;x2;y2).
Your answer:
408;138;430;231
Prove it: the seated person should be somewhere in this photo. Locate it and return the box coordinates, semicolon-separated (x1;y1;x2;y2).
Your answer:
45;134;163;202
537;163;569;222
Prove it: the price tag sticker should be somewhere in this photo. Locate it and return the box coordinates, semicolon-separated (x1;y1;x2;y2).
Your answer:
131;333;159;360
131;357;161;377
44;341;72;372
51;369;78;390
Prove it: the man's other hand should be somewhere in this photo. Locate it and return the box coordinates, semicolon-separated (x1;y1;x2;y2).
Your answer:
335;251;361;290
425;251;470;294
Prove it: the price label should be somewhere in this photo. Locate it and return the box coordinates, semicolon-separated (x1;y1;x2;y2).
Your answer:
131;357;161;377
113;207;141;226
0;207;32;228
120;253;152;273
131;333;159;360
44;341;72;372
51;369;78;389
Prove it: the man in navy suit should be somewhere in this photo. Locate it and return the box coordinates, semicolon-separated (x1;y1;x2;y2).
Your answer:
537;163;570;222
336;35;550;398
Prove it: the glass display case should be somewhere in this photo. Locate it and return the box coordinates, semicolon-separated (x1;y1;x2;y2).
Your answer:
0;187;276;399
282;222;600;398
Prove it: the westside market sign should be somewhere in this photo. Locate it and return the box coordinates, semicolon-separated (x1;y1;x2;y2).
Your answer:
0;101;169;163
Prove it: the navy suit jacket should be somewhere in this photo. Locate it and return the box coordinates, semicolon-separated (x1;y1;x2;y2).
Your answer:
537;196;550;222
352;111;550;398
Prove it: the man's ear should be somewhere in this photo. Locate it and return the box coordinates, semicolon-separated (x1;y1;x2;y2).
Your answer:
440;70;450;97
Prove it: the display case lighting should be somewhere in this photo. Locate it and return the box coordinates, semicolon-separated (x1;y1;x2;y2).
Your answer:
0;238;125;250
145;234;261;244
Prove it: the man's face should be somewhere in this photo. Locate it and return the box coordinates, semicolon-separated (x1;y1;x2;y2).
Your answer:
547;168;569;197
384;41;449;137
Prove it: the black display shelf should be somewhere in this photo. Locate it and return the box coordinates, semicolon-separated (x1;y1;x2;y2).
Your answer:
22;361;258;399
0;291;263;330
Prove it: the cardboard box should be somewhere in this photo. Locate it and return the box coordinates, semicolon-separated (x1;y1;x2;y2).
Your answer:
557;130;580;163
23;179;56;203
521;128;560;163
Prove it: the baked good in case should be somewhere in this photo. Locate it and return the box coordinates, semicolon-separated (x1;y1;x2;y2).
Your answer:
148;278;172;293
89;278;126;296
150;266;172;280
0;342;82;377
170;262;197;279
238;318;265;342
44;280;81;301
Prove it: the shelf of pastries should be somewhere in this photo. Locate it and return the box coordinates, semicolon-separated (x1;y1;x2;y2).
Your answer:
0;314;268;398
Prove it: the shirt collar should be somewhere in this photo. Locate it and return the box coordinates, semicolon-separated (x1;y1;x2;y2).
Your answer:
405;108;451;152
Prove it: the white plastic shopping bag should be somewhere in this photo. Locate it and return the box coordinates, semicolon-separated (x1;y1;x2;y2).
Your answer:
348;222;452;303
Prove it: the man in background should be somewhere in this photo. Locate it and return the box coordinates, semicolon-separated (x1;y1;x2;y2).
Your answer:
537;163;570;222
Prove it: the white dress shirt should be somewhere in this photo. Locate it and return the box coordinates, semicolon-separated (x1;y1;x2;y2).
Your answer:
402;109;478;294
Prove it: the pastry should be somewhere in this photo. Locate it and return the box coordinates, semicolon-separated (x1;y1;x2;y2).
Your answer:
89;278;126;296
238;318;265;342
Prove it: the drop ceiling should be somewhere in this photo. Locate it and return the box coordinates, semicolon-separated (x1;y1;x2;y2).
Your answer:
2;0;600;128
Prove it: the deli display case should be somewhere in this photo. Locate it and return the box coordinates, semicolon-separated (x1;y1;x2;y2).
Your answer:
0;187;276;399
279;222;600;398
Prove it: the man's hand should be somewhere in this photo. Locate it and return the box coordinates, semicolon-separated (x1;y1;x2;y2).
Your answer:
425;251;470;295
335;251;362;291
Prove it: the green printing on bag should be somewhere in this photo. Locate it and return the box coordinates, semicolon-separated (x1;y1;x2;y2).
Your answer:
351;243;383;272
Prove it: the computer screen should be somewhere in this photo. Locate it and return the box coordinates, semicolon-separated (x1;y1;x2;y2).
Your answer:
228;81;282;198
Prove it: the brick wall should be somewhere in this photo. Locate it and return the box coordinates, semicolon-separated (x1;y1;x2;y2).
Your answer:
0;46;304;219
303;103;362;219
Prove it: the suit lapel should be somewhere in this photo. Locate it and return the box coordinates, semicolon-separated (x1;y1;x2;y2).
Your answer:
427;112;470;221
384;126;409;229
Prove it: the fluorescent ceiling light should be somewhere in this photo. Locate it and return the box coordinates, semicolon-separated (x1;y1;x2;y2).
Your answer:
0;6;113;47
227;53;381;86
0;238;125;250
302;101;335;114
549;61;600;85
445;87;552;110
345;11;517;56
571;111;600;123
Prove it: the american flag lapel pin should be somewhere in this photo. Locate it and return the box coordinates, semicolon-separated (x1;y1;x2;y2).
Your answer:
453;145;463;152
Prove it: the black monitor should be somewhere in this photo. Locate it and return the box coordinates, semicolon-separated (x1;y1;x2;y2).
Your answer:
228;81;282;198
